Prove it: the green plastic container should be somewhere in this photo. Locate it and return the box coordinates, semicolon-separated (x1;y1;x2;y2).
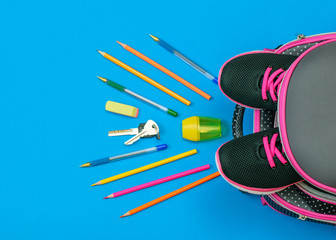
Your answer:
182;116;221;141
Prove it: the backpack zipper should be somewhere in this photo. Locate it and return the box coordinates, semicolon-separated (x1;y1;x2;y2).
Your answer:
269;194;336;223
262;196;335;225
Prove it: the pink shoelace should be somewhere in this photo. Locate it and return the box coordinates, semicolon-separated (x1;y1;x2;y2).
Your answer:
263;133;288;168
261;67;287;102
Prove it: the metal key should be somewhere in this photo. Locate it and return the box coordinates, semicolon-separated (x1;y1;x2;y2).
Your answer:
108;128;139;137
124;120;160;145
108;121;157;137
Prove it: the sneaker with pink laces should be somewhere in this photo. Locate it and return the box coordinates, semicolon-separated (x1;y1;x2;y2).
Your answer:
219;52;297;110
215;128;303;194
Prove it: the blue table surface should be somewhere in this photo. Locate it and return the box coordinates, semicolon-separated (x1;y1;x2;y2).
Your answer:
1;0;336;239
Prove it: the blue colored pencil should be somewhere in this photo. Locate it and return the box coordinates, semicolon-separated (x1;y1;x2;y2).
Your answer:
149;34;218;84
80;144;167;167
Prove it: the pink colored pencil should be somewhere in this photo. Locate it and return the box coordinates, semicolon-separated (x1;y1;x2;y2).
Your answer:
103;164;210;199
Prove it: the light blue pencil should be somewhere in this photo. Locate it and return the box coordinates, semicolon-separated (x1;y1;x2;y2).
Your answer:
80;144;167;167
149;34;218;84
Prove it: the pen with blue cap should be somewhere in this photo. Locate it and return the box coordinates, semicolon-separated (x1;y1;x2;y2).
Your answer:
80;144;168;167
149;34;218;84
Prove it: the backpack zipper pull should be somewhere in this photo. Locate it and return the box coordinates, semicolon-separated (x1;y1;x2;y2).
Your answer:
296;34;305;40
298;215;307;221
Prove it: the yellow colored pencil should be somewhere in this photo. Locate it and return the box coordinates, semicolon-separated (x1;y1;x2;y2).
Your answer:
97;50;191;106
91;149;197;186
116;41;211;100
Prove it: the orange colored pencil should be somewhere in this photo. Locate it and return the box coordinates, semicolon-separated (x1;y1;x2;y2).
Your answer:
97;50;191;106
117;41;211;100
120;171;220;218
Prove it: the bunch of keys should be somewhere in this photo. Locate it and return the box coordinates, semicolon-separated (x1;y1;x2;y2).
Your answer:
108;120;160;145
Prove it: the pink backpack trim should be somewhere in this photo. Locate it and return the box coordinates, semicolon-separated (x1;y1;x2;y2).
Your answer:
278;39;336;194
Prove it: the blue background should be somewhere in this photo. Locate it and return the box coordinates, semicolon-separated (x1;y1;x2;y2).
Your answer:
1;0;336;239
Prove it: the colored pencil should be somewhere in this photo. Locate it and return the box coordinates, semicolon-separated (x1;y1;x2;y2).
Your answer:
120;171;220;217
97;76;178;117
91;149;197;186
80;144;167;168
149;35;218;84
116;41;211;100
104;164;210;198
97;50;191;106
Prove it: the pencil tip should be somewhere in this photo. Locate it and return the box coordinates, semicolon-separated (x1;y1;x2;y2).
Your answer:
97;76;107;82
149;34;159;41
97;50;104;55
103;194;113;199
80;163;91;167
91;181;101;186
120;212;130;218
116;41;126;48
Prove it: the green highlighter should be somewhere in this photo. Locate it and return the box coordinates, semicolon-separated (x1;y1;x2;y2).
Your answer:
182;116;222;141
97;76;178;117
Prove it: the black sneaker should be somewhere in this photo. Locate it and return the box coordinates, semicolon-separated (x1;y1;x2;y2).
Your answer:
215;128;303;194
219;52;298;111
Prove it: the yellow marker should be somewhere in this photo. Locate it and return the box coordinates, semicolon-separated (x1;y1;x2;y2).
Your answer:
105;101;139;118
91;149;197;186
97;50;191;106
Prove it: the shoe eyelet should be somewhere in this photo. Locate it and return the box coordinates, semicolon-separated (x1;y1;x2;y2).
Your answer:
283;162;289;166
271;166;277;170
258;74;264;88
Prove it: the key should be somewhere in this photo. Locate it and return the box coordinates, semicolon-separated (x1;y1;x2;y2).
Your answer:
108;120;160;144
137;122;160;139
108;128;138;137
124;120;160;145
108;122;150;137
139;121;159;140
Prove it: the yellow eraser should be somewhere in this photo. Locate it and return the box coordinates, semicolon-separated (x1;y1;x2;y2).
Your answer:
105;101;139;118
